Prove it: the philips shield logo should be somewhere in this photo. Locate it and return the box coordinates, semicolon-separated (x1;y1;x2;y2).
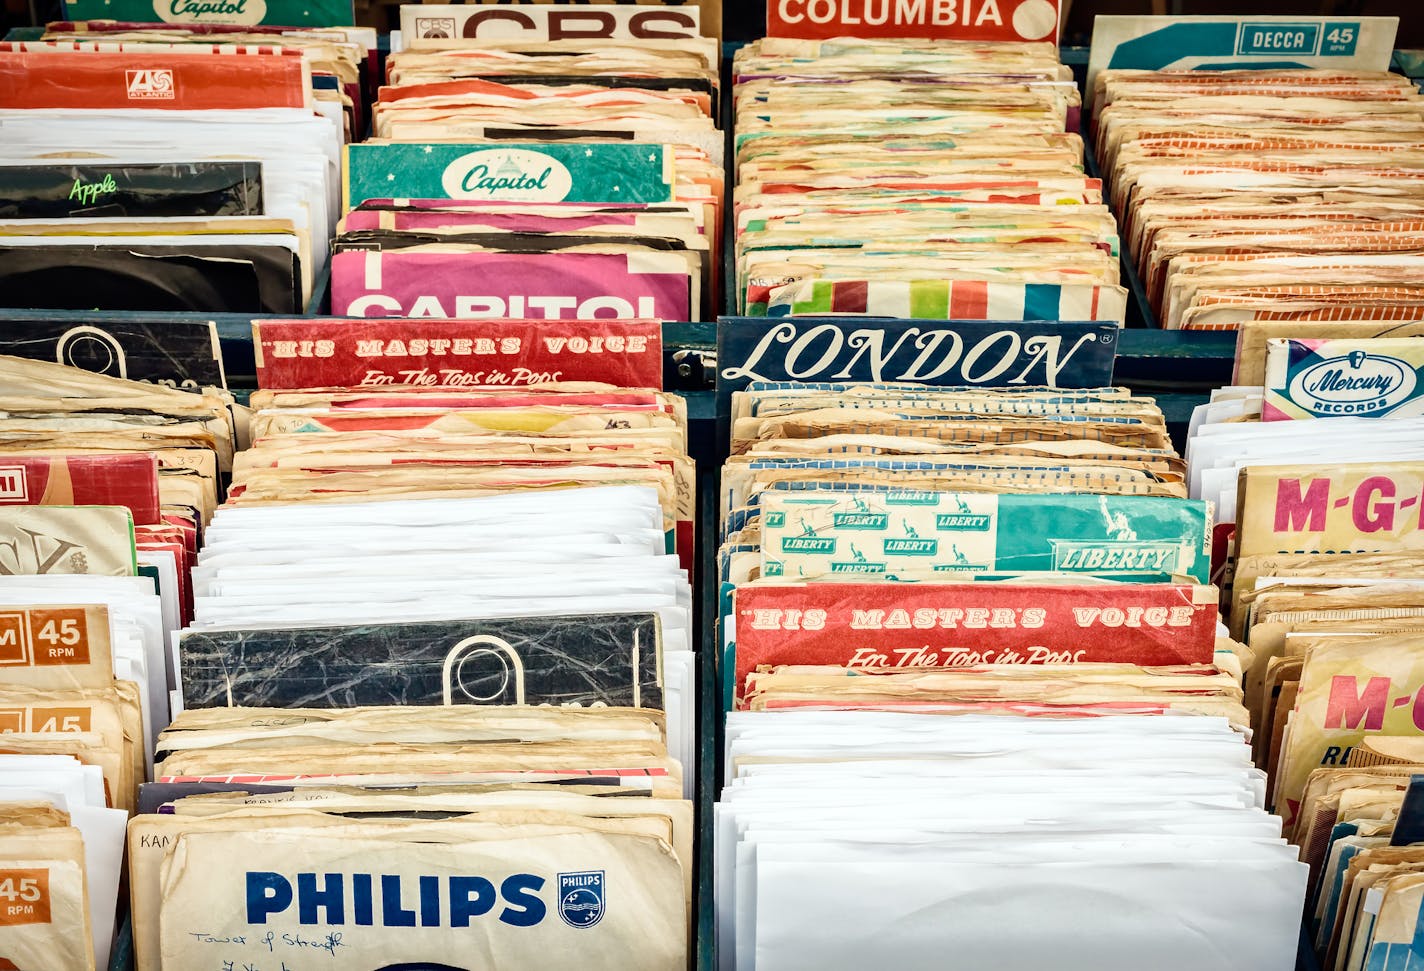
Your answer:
125;69;175;100
440;149;574;201
558;871;604;928
1289;351;1417;416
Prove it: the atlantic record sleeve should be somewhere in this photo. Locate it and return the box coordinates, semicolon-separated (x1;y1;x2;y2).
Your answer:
178;612;663;710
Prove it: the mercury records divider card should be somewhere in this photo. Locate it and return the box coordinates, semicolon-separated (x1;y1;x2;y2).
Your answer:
178;612;662;709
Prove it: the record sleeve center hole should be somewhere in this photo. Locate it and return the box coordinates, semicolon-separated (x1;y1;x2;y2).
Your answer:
454;648;512;701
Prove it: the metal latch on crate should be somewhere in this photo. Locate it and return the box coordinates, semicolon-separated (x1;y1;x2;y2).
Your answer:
670;348;716;389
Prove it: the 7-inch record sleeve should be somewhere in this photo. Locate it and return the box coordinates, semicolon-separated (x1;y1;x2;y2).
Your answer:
0;162;263;220
179;612;662;710
0;243;299;314
0;312;224;387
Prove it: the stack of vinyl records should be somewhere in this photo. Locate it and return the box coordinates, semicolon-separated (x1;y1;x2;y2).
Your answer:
131;704;692;970
730;37;1126;322
716;378;1308;969
34;19;375;139
1093;67;1424;330
117;317;699;969
0;355;237;969
174;316;694;778
0;354;232;725
0;32;348;313
1294;739;1424;970
332;6;722;321
1187;325;1424;968
0;601;134;971
0;799;119;971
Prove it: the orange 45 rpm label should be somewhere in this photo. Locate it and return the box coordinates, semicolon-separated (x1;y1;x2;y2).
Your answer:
0;706;91;734
27;608;91;666
0;706;90;733
0;869;50;926
0;606;93;667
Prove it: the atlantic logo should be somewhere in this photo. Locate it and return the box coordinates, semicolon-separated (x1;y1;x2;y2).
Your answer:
125;69;175;100
1288;350;1417;416
440;149;574;202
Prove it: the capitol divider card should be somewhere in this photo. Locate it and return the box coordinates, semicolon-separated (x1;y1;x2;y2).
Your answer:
344;143;675;210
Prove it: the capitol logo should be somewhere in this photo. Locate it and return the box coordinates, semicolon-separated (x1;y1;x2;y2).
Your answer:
440;149;573;201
